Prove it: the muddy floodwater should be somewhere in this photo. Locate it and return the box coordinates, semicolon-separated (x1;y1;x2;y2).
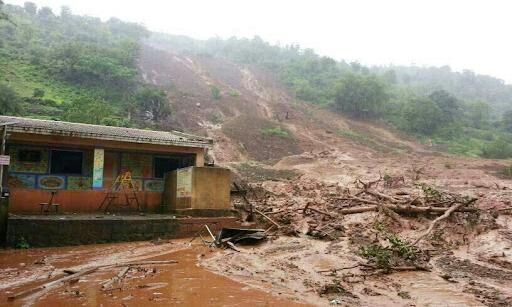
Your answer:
0;240;305;306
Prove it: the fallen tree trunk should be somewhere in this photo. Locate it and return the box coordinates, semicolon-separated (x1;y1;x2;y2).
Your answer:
303;203;336;218
8;266;99;301
363;190;401;203
412;198;477;245
335;196;381;206
336;203;477;215
318;263;431;273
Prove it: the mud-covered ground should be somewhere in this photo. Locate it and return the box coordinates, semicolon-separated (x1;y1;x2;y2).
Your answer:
202;214;512;306
0;240;304;306
203;147;512;307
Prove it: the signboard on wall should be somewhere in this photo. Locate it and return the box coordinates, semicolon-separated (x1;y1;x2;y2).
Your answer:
92;149;104;189
176;167;192;198
0;155;10;165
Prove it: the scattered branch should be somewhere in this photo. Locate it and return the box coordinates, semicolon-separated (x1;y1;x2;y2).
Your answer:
412;198;477;245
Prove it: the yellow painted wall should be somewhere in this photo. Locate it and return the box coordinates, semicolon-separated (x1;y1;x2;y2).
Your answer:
164;167;231;210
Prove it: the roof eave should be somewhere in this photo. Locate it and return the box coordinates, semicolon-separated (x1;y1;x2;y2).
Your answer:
8;126;213;149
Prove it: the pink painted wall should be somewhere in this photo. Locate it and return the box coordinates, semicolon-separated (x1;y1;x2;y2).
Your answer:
9;189;162;214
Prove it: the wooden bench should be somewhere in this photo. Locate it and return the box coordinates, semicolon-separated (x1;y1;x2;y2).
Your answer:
39;191;60;214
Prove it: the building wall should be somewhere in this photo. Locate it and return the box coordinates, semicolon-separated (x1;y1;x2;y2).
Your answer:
9;189;162;213
192;167;231;209
163;167;231;211
5;133;206;214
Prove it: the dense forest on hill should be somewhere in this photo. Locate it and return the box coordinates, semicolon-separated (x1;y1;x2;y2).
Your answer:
1;2;512;158
0;2;169;127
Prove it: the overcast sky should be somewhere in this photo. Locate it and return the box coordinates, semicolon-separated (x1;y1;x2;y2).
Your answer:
6;0;512;84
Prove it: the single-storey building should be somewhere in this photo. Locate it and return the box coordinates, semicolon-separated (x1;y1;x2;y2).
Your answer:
0;116;218;214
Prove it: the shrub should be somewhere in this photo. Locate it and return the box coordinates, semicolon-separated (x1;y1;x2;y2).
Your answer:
228;90;240;97
501;165;512;178
211;86;221;100
15;237;30;249
33;88;45;98
481;138;512;159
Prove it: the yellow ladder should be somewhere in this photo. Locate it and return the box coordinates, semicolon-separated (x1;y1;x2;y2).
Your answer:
98;172;141;212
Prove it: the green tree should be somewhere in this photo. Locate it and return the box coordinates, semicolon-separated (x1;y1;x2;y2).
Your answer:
429;90;459;125
463;100;490;129
0;0;12;22
135;87;171;122
63;98;113;125
334;73;388;119
0;83;21;115
23;2;37;15
501;110;512;133
32;88;45;98
482;137;512;159
37;6;54;20
60;6;71;18
402;96;442;134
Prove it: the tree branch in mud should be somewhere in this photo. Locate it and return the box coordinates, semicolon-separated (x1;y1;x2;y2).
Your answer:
303;203;336;218
254;207;281;228
355;177;382;190
101;266;130;290
8;266;99;301
412;198;478;246
8;260;178;301
317;263;431;274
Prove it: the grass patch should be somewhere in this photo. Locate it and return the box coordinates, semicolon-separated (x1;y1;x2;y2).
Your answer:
261;126;290;138
338;129;397;153
500;165;512;179
228;90;240;97
361;232;418;270
233;162;298;182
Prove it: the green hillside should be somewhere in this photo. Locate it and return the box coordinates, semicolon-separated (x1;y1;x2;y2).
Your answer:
0;2;168;127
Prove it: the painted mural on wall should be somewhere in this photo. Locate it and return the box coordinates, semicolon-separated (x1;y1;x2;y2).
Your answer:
121;153;152;178
92;149;104;189
8;174;36;189
8;147;49;173
67;177;92;190
38;175;66;190
7;145;172;192
144;179;164;192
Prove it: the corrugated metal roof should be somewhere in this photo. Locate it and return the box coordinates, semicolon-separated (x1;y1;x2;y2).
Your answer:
0;116;212;148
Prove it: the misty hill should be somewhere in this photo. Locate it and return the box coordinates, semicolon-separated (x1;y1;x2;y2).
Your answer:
148;33;512;116
1;3;512;161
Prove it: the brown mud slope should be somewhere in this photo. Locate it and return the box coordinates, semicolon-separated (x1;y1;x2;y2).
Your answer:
138;44;419;164
0;240;304;306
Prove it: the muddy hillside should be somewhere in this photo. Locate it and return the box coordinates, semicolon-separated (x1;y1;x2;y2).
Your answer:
138;43;421;163
138;43;512;306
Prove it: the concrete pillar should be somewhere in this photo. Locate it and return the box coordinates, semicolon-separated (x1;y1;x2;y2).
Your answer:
195;149;205;167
